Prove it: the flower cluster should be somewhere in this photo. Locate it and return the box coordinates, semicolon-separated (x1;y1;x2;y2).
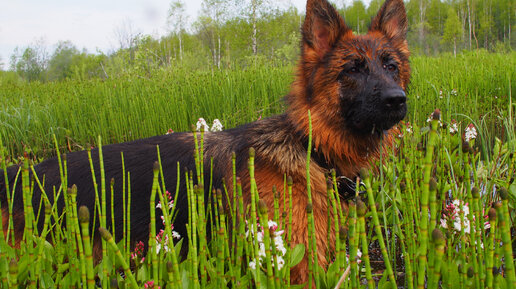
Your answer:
211;119;223;132
398;121;413;138
440;199;490;234
426;112;443;127
144;280;160;289
155;225;181;254
131;241;145;263
156;190;174;210
247;220;287;271
196;118;224;132
464;124;477;142
155;190;181;254
405;122;413;134
347;249;363;264
449;119;459;134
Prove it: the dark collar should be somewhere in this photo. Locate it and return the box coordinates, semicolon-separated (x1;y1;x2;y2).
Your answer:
299;133;365;201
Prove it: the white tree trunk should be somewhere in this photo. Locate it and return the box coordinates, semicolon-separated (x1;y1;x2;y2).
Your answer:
467;0;472;50
252;0;257;55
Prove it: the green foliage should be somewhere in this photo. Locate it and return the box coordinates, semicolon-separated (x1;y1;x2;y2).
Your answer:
10;44;48;82
7;0;515;82
1;107;514;287
47;41;80;81
1;51;513;162
441;7;462;44
441;7;462;54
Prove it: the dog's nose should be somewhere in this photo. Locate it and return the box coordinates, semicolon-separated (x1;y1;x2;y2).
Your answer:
383;88;406;110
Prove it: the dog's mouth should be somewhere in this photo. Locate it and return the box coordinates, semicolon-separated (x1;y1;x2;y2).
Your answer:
347;101;407;136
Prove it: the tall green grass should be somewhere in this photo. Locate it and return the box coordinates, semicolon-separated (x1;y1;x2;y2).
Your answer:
0;113;514;288
0;51;514;161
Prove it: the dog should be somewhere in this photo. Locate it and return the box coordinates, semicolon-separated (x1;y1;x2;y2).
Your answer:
1;0;409;284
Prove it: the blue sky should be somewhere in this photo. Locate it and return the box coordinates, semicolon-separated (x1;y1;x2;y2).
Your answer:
0;0;362;69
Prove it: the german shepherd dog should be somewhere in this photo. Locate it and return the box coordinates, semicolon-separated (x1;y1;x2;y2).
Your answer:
1;0;409;283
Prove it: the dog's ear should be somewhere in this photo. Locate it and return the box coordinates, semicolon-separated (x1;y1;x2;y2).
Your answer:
302;0;351;59
368;0;407;41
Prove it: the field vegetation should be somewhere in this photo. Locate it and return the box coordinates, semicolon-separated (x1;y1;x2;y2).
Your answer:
0;0;515;288
0;50;514;288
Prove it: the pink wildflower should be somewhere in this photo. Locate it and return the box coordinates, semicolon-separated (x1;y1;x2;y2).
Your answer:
144;280;160;288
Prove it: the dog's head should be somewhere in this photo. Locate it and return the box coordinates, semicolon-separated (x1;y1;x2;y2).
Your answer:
289;0;410;138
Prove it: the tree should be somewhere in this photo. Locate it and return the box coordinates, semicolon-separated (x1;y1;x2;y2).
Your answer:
167;0;188;61
197;0;234;68
344;0;367;34
442;7;463;56
47;41;80;81
10;39;48;82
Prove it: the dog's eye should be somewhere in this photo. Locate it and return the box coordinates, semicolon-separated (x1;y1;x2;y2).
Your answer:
349;67;358;73
383;64;397;72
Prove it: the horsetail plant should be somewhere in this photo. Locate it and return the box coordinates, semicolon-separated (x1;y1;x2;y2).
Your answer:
0;103;514;288
429;228;446;289
347;200;358;289
497;188;516;288
78;206;95;289
360;167;397;289
356;198;374;288
98;227;139;289
485;208;497;289
416;109;440;289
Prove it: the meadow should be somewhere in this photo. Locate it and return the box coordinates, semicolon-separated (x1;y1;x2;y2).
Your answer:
0;50;515;288
1;51;514;161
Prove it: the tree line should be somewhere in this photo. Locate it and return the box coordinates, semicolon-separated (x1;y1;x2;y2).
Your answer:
5;0;515;82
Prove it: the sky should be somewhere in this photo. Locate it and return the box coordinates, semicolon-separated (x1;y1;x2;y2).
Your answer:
0;0;364;69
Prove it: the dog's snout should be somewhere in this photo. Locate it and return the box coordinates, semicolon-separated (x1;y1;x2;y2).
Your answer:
383;89;406;110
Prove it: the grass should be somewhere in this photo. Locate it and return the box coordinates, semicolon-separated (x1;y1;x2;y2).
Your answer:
0;51;515;288
0;51;514;160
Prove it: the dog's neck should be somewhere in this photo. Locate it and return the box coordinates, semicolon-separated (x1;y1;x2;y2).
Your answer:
285;105;384;178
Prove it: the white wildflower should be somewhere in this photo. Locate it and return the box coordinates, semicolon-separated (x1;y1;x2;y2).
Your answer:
453;218;471;234
440;218;447;229
406;123;413;134
441;199;476;234
249;260;257;270
211;119;223;132
484;221;491;230
452;199;469;216
274;235;287;256
268;220;278;230
449;121;459;134
156;242;170;254
451;89;458;96
196;118;209;132
258;242;266;257
275;256;285;270
247;219;287;271
426;113;443;127
465;124;477;142
172;231;181;239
